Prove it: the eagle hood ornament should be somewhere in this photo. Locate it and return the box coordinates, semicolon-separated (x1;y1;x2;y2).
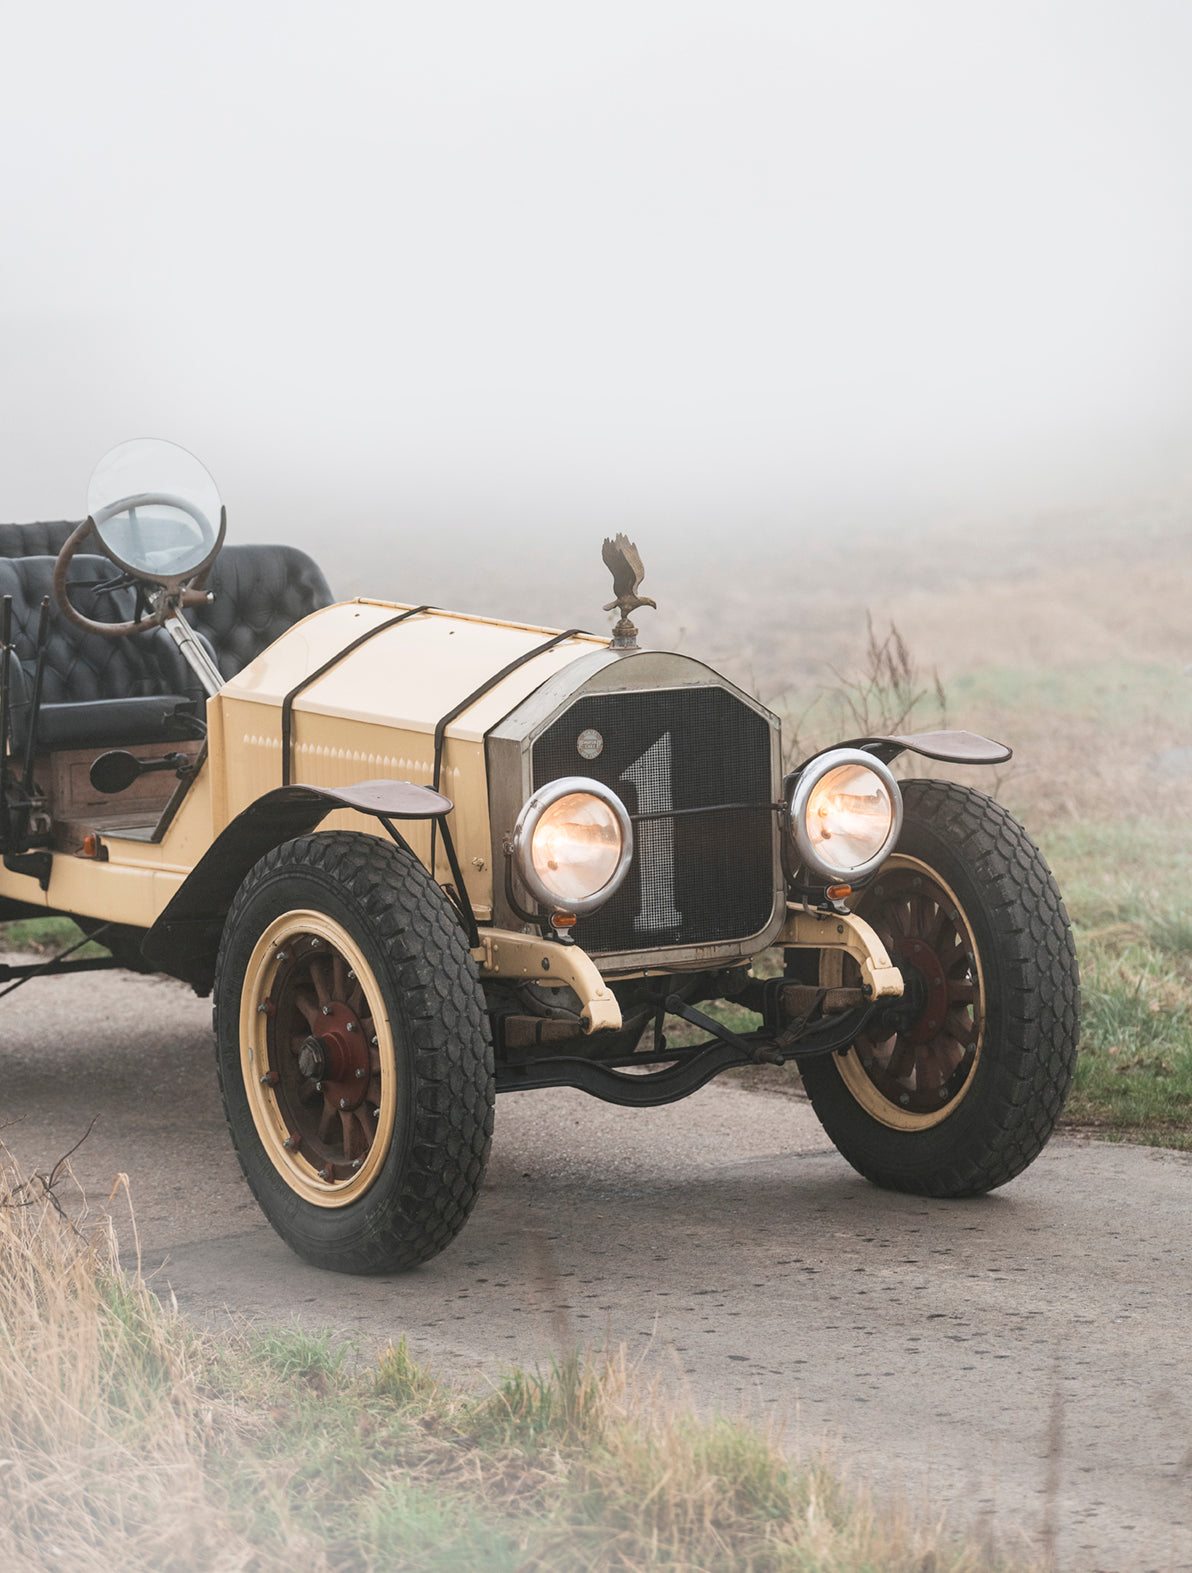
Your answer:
601;533;656;650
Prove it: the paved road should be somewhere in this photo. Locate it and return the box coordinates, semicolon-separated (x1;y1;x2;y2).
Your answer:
3;966;1190;1572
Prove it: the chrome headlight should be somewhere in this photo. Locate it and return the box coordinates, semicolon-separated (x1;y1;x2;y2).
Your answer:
511;777;634;915
788;748;902;884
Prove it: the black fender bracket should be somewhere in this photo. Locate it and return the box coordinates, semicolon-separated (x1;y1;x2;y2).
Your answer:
140;779;454;994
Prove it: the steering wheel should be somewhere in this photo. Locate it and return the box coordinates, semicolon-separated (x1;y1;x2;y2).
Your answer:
53;493;223;639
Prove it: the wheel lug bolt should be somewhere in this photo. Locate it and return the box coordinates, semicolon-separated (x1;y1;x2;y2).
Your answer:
339;1097;350;1110
351;1158;362;1171
355;1068;366;1080
346;1022;357;1033
315;1080;325;1092
347;969;356;981
284;1134;299;1150
309;938;321;949
276;950;289;962
259;1071;279;1086
321;1005;332;1016
370;1035;378;1048
317;1166;332;1181
372;1107;380;1119
257;1001;275;1016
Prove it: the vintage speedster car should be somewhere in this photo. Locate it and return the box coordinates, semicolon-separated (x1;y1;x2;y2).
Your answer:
0;441;1078;1273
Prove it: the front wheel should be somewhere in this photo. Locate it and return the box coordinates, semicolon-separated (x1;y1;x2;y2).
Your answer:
799;779;1078;1197
213;830;494;1273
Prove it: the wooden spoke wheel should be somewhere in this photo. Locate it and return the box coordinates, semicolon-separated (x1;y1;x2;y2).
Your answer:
830;859;983;1131
799;780;1079;1198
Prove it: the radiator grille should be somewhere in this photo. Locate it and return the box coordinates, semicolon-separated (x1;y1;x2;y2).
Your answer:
531;686;776;955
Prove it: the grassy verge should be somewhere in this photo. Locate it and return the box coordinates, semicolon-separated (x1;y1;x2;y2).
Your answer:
0;913;108;957
0;1157;1027;1572
1037;818;1192;1147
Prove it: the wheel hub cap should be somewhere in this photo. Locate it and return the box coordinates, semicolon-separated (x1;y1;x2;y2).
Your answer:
886;939;949;1044
296;1000;369;1109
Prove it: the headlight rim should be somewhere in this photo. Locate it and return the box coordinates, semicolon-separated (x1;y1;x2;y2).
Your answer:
511;775;634;916
788;747;903;884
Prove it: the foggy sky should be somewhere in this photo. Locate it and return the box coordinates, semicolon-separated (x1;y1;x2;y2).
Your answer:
2;1;1191;605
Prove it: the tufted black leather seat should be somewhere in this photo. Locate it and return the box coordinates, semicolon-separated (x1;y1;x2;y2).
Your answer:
0;520;76;559
0;524;334;684
0;555;206;751
182;544;333;677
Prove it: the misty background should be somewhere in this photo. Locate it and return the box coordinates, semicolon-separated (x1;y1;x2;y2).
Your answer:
2;0;1190;653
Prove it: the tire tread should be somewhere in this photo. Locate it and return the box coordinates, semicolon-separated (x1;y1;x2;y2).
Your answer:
214;830;493;1274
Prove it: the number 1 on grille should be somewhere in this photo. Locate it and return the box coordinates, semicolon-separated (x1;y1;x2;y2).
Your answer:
620;732;682;933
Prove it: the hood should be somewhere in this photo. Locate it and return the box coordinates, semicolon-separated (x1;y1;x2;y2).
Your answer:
221;598;610;744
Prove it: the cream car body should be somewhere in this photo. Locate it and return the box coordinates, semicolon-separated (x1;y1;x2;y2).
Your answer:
0;442;1079;1275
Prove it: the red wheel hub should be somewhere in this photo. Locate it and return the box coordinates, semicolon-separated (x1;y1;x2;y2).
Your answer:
886;937;949;1045
297;999;371;1111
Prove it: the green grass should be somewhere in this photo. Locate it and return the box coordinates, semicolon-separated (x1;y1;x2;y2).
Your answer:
252;1323;352;1387
1039;819;1192;929
949;659;1192;730
1034;818;1192;1145
0;914;109;958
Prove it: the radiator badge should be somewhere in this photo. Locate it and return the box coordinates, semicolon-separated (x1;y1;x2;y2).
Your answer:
577;728;604;760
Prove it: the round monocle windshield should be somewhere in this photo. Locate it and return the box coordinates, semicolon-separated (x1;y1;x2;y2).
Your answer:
86;438;224;581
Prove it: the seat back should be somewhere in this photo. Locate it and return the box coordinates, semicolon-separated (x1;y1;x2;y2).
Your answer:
0;555;209;751
0;520;76;559
0;526;335;681
186;544;334;677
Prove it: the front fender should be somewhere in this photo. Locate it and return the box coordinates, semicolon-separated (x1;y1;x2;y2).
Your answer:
800;729;1011;768
140;779;452;992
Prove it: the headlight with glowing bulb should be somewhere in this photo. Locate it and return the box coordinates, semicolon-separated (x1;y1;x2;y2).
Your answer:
511;777;634;915
788;749;902;884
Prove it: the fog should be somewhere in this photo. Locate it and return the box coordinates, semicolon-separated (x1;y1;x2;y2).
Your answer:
2;1;1191;619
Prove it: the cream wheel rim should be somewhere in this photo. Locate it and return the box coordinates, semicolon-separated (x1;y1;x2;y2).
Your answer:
240;910;397;1207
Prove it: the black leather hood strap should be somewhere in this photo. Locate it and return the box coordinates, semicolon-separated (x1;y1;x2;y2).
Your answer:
428;627;584;877
280;605;431;785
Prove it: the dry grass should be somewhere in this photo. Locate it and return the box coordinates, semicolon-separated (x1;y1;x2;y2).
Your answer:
0;1151;1035;1572
0;1157;232;1570
777;613;950;775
